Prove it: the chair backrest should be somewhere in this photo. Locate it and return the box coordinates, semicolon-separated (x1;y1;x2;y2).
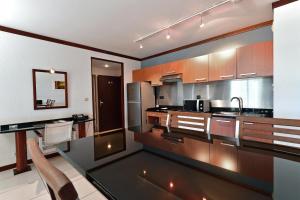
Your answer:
238;116;300;148
27;138;78;200
44;121;73;146
169;111;211;134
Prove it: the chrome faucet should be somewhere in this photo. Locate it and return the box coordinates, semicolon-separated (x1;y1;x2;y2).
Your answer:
231;97;243;113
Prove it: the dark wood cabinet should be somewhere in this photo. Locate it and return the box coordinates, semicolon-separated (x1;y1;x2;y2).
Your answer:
210;117;236;137
182;55;209;84
209;139;238;172
237;41;273;78
209;49;237;81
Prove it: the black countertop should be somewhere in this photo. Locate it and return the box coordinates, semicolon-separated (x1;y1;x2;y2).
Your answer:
146;106;273;118
0;117;93;134
57;129;300;200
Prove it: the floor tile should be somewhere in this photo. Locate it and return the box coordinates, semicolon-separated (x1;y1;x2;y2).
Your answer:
72;177;97;199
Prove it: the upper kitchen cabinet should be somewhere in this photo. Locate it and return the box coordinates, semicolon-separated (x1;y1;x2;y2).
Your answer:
209;49;237;81
161;60;184;76
182;55;209;84
143;65;163;86
237;41;273;78
132;69;145;82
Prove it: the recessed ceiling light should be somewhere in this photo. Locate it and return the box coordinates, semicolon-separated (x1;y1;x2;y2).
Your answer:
107;143;112;149
104;64;109;68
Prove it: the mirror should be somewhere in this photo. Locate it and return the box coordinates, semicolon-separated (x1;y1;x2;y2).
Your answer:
33;69;68;110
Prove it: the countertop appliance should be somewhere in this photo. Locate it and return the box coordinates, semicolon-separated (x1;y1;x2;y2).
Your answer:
127;82;155;133
183;100;210;112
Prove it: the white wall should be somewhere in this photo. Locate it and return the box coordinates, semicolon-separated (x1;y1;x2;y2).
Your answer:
0;31;140;166
273;2;300;199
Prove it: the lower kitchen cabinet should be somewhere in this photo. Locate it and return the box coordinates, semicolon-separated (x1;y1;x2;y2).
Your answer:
210;117;236;137
238;150;273;183
209;139;238;172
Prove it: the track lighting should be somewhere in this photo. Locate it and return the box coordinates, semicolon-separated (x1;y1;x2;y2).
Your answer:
134;0;241;44
139;43;143;49
166;29;171;40
200;16;205;28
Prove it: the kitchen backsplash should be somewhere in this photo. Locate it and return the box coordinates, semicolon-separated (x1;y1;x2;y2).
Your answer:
157;77;273;109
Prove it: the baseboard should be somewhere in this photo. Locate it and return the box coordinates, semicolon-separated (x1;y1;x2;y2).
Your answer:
0;152;60;172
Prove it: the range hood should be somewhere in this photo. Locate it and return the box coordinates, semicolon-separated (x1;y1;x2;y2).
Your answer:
160;74;182;83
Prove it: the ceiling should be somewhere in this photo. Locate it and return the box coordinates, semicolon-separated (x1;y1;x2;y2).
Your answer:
92;59;122;70
0;0;276;59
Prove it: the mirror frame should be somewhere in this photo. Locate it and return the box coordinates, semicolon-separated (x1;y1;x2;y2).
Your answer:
32;69;68;110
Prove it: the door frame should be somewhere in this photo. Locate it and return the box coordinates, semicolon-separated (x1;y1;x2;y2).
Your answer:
91;57;125;132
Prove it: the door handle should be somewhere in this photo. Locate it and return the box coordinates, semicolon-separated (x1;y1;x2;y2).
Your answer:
220;75;234;79
99;100;104;106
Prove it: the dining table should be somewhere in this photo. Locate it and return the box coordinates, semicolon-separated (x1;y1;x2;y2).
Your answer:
56;128;300;200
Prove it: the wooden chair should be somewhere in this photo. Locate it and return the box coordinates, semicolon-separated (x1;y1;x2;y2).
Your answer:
238;116;300;153
27;138;78;200
168;111;212;138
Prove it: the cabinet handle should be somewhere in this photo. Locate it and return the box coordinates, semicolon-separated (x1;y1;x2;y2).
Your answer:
220;142;235;147
244;122;254;125
216;119;231;123
195;78;207;82
165;71;176;75
220;75;234;79
240;73;256;77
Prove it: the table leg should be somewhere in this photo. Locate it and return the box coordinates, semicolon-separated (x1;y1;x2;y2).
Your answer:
78;122;86;138
13;131;31;175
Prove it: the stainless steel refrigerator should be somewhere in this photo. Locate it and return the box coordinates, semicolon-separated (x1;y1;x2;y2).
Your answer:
127;82;155;133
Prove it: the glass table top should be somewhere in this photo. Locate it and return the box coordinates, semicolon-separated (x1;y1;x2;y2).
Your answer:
56;129;300;200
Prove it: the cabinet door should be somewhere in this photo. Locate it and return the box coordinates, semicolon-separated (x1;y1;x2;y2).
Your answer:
182;55;209;84
162;60;184;76
209;49;237;81
143;65;162;86
132;69;145;82
209;139;238;172
237;41;273;78
238;150;273;183
210;117;236;137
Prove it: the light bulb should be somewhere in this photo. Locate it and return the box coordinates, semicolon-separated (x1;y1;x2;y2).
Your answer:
139;44;143;49
166;33;171;40
200;23;205;28
50;68;55;74
104;64;109;68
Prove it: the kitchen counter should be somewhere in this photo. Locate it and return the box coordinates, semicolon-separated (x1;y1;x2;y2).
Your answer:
57;129;300;199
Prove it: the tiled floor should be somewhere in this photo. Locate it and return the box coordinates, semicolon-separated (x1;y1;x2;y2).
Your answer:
0;156;107;200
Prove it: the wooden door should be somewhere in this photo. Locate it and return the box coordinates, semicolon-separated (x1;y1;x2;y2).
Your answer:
98;75;122;132
182;55;209;84
161;60;184;76
143;65;162;86
237;41;273;78
209;49;237;81
132;69;145;82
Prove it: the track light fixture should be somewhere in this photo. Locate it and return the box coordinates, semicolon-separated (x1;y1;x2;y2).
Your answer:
166;29;171;40
134;0;241;44
200;16;205;28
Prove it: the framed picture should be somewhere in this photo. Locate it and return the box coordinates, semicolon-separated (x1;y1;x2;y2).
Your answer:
55;81;65;89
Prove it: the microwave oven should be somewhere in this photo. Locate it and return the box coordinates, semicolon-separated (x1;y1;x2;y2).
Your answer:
183;100;210;112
